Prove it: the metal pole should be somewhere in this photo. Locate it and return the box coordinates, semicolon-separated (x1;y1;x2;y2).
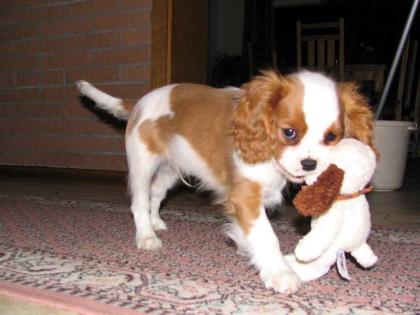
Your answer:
375;0;419;120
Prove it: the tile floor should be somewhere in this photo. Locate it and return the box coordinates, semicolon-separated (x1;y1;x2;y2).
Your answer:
0;160;419;314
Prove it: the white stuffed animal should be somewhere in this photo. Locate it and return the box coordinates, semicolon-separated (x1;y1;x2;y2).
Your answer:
286;138;378;281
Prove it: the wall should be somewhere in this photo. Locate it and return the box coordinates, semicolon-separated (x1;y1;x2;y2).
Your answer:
208;0;244;77
0;0;152;171
171;0;208;84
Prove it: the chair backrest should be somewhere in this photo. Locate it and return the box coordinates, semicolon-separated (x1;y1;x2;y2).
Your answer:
296;18;345;81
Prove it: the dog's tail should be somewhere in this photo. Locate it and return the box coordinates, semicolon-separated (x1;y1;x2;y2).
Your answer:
76;80;134;120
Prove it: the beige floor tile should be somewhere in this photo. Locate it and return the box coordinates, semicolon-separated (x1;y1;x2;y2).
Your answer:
0;296;76;315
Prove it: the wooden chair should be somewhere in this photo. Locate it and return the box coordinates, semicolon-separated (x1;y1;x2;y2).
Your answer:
296;18;345;81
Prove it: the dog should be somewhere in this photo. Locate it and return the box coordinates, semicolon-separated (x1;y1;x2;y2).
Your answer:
76;70;376;293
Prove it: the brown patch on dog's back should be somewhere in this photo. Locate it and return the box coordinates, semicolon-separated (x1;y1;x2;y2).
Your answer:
168;84;242;186
138;120;168;155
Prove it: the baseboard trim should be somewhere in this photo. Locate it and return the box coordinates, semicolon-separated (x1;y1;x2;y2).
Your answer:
0;165;127;182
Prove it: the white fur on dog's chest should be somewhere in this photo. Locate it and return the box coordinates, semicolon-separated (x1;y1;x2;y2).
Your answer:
262;185;284;208
233;152;287;207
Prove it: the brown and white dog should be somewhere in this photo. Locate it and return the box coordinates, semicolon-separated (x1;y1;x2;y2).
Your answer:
76;70;376;293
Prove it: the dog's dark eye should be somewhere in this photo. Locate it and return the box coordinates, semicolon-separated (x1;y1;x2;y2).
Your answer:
324;132;336;144
283;128;297;140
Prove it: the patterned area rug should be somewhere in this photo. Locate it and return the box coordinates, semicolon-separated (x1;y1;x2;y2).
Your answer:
0;193;418;315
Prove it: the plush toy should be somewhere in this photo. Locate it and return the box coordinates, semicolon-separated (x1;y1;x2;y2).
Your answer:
285;138;378;282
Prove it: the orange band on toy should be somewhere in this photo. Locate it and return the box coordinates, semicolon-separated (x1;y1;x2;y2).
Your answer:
336;186;373;201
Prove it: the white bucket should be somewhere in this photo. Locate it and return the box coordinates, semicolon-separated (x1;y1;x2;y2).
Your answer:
372;120;417;191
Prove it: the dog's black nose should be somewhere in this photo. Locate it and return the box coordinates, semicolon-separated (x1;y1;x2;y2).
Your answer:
301;158;317;171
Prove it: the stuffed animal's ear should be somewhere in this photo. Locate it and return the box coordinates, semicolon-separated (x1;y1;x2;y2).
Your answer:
293;164;344;217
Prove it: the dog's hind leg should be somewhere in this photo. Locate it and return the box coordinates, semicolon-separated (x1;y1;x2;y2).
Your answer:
150;163;179;231
126;135;163;250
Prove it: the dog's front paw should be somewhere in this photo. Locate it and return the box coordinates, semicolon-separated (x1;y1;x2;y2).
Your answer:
262;269;301;294
136;236;162;250
284;254;298;268
295;239;321;262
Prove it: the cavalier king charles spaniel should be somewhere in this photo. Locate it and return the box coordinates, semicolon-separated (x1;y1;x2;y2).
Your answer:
77;70;376;293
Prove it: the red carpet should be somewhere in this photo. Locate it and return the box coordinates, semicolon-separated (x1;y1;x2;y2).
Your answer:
0;193;418;314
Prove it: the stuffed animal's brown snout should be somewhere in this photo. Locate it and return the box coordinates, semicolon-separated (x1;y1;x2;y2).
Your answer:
293;164;344;217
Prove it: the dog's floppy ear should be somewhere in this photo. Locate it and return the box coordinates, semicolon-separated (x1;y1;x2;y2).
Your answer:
233;70;290;164
338;82;379;159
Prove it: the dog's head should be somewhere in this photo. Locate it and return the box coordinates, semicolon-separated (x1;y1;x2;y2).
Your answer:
233;70;377;183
